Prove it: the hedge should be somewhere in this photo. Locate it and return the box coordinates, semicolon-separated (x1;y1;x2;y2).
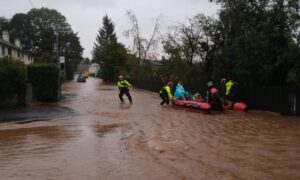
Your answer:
27;64;60;101
0;57;27;101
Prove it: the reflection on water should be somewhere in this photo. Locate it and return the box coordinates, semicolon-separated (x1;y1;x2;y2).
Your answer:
93;124;122;137
0;126;81;156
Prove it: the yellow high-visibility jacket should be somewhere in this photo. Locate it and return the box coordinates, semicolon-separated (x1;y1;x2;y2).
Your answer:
226;80;234;96
160;85;173;100
117;80;132;89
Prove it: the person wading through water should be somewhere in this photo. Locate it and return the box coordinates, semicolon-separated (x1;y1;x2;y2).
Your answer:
159;81;174;105
117;75;132;103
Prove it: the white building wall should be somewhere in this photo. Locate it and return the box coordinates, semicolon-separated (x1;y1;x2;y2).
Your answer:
0;44;34;64
24;54;28;63
12;49;17;59
24;55;32;65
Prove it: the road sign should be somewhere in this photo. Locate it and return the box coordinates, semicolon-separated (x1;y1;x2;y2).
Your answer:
59;56;65;63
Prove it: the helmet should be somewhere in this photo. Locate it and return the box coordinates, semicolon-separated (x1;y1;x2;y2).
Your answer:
220;78;227;84
207;81;213;87
168;81;174;87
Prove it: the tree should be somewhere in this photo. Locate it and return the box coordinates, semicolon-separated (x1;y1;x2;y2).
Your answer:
35;52;53;64
93;15;117;62
64;32;84;79
124;10;162;63
156;0;300;85
9;8;83;80
92;15;129;81
161;14;218;82
208;0;300;85
0;17;10;38
9;13;33;51
163;14;216;65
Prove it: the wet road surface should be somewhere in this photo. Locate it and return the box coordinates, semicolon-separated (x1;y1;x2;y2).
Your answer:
0;78;299;180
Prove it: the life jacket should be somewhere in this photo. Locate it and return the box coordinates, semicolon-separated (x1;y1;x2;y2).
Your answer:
117;80;132;89
160;85;173;100
210;88;218;95
226;80;234;95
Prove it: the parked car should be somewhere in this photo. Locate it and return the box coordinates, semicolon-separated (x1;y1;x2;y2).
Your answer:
77;75;86;82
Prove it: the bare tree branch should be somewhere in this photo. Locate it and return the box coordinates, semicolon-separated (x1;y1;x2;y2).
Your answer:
124;10;162;62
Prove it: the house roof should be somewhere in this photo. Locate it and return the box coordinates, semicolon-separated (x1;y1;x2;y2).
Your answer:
0;39;33;56
78;64;90;73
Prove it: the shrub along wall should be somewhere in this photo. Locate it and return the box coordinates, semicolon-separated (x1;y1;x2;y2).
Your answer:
0;57;27;105
27;64;60;102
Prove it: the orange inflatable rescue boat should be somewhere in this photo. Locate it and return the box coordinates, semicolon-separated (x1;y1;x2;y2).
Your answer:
223;101;248;111
172;99;212;111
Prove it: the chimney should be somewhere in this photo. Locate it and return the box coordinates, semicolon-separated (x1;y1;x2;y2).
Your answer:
2;31;10;42
15;39;21;48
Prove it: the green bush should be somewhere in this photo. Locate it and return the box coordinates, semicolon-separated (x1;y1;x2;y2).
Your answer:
27;64;60;101
0;57;27;100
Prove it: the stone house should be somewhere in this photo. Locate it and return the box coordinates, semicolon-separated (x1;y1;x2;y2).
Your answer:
0;31;34;64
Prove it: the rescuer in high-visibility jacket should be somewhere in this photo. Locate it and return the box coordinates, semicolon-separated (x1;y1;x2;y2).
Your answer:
159;82;174;105
226;80;234;96
117;75;132;103
220;78;237;101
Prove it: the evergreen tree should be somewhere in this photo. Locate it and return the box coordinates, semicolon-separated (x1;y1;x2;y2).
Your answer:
92;15;129;81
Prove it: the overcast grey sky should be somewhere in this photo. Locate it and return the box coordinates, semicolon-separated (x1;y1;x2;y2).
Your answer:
0;0;219;58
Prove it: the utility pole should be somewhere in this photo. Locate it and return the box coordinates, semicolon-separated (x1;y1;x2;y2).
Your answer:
55;32;59;66
54;32;61;100
63;42;70;80
64;49;66;77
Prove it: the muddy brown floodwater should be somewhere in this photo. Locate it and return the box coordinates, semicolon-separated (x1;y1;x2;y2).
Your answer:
0;78;299;180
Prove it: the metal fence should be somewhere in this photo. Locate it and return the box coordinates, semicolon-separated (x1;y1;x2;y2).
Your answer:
131;79;300;116
130;79;163;93
241;86;300;115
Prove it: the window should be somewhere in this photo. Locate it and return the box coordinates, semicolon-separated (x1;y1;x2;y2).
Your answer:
8;48;11;56
2;46;5;56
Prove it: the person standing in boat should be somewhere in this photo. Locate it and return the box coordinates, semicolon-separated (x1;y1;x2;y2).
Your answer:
117;75;133;103
159;81;174;105
220;78;227;100
220;78;238;101
207;81;223;110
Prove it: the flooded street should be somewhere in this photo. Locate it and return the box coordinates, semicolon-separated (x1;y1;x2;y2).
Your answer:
0;78;299;180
